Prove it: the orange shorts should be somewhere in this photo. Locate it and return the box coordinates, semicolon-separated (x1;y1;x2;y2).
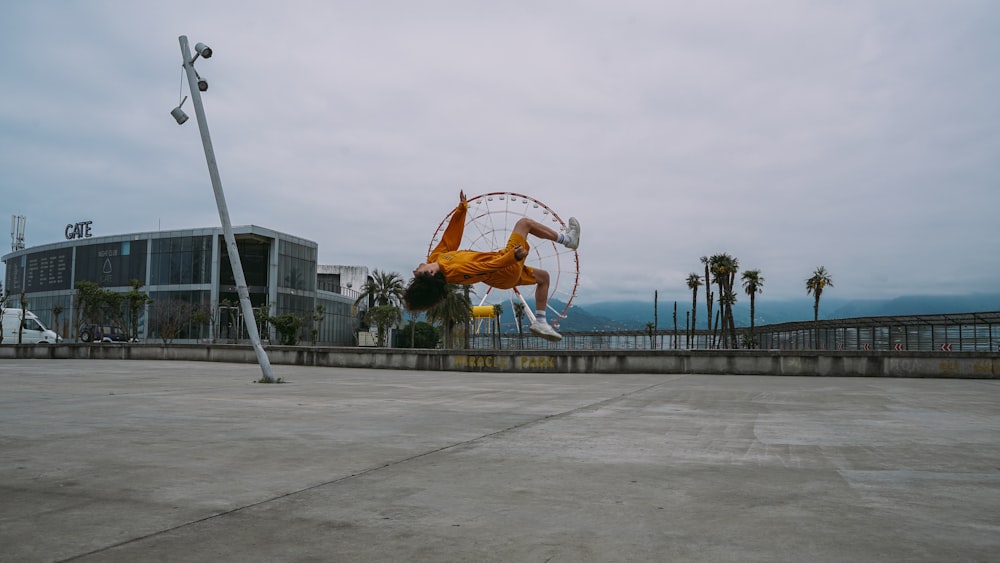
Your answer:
488;233;537;289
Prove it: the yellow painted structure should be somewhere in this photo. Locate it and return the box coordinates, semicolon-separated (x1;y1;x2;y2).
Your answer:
472;305;498;335
471;306;497;318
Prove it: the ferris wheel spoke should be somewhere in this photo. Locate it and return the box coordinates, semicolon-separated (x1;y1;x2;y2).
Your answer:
476;285;496;307
530;246;562;262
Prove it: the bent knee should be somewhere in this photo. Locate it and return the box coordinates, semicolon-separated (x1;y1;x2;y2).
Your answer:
513;217;534;235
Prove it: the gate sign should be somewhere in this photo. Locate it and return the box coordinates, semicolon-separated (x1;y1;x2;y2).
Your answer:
65;220;93;240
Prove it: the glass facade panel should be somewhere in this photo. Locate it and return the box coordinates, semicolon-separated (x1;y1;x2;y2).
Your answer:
23;248;73;292
315;295;357;345
75;241;147;287
150;236;211;285
278;292;315;319
4;254;25;294
220;238;270;292
147;290;211;342
278;291;319;343
278;240;316;292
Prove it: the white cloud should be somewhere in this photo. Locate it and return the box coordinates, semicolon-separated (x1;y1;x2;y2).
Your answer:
2;0;998;307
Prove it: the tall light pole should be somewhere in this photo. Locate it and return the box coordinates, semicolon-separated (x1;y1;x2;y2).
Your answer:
174;35;275;383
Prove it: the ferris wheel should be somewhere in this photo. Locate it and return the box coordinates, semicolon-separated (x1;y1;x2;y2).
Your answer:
427;191;580;327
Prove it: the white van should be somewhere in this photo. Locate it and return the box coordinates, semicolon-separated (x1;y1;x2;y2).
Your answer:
1;308;62;344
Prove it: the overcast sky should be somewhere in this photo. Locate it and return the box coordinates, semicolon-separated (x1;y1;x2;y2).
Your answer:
2;1;997;305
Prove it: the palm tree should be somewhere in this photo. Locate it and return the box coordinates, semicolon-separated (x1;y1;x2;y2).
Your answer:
492;303;504;349
463;286;473;349
427;283;471;349
805;266;833;322
700;256;713;332
355;270;405;309
708;253;739;348
125;279;152;342
741;270;764;348
741;269;763;349
717;290;736;347
686;273;702;347
513;302;526;348
354;270;405;347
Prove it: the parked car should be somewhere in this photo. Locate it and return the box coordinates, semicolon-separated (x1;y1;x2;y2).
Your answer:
79;324;128;343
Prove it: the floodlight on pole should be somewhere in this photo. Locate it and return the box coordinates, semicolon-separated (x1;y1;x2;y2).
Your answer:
195;42;213;59
195;71;208;92
171;95;189;125
176;35;275;383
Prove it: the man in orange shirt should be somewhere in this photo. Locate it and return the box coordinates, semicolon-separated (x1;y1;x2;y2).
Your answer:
403;191;581;342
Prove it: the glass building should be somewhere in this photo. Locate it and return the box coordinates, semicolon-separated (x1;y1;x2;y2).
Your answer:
2;226;364;345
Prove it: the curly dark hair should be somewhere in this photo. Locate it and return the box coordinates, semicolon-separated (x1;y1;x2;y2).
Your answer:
403;271;449;312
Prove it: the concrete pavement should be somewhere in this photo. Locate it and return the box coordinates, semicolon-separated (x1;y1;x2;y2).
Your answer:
1;360;998;562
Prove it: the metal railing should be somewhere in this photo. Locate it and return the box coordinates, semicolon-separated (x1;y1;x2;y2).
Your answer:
464;312;1000;352
756;312;1000;352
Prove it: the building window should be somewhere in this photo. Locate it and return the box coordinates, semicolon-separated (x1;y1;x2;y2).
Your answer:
318;273;341;293
277;240;316;292
150;236;211;285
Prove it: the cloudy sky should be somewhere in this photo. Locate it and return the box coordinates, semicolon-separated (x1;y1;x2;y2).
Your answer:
2;1;997;305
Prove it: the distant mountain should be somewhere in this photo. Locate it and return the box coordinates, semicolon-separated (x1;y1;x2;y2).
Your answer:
419;298;615;334
573;298;816;330
555;303;626;332
556;293;1000;331
509;298;626;332
828;294;1000;318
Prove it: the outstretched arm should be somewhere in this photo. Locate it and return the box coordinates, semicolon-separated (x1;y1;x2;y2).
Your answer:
428;191;470;261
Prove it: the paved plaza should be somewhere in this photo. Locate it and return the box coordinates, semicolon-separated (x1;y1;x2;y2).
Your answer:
1;360;998;562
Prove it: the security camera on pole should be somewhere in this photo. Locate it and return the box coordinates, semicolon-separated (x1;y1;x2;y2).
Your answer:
173;35;276;383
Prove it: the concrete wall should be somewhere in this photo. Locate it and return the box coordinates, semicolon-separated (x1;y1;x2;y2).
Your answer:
1;344;996;378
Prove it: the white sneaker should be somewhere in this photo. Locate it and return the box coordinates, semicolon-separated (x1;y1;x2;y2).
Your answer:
530;320;563;342
563;217;581;250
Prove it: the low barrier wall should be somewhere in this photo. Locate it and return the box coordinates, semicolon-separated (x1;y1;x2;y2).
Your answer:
1;344;997;378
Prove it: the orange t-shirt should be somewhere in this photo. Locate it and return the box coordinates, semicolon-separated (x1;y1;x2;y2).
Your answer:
428;201;538;290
